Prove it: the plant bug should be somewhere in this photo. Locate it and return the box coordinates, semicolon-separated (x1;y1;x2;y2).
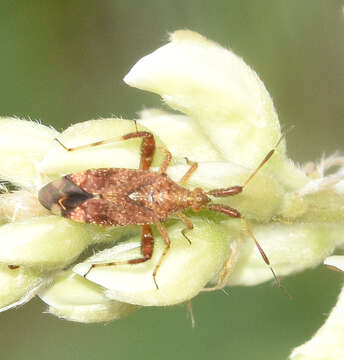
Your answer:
38;127;284;289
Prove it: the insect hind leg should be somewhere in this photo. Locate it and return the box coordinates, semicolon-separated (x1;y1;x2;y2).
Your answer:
83;224;154;282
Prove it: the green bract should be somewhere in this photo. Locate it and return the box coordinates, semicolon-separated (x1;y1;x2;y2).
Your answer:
0;30;343;357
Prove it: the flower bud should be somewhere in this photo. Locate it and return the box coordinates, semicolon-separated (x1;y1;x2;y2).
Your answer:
40;270;138;323
0;216;90;270
0;117;57;190
74;218;230;306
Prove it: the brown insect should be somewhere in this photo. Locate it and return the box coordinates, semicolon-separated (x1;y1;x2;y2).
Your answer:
38;129;283;289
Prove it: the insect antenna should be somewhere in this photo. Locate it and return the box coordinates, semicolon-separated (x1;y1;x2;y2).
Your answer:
241;219;292;299
242;126;294;189
206;128;295;296
240;219;279;284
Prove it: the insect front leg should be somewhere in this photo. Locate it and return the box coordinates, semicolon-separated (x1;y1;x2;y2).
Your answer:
179;158;198;185
177;212;193;245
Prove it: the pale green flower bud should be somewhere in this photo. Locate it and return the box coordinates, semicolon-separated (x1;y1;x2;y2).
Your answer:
0;190;49;223
138;109;222;162
39;270;138;323
124;30;307;190
0;216;90;270
0;264;47;311
73;217;230;306
0;118;58;190
227;223;340;286
124;30;282;171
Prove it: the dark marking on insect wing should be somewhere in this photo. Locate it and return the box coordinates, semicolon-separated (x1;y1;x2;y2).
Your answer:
39;176;93;215
38;130;284;289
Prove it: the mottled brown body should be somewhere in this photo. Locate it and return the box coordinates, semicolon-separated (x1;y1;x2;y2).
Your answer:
38;129;282;288
65;168;209;226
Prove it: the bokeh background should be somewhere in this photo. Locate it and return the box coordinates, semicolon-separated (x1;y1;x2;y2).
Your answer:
1;1;344;359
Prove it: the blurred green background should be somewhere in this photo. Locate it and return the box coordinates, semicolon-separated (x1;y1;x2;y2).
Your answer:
1;1;344;359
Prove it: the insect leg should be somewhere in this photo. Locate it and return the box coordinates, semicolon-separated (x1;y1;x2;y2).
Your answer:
83;224;154;279
207;204;280;287
152;222;171;289
179;158;198;185
177;212;193;245
158;147;172;174
55;136;123;152
121;132;155;171
128;224;154;265
202;249;234;292
55;131;156;171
